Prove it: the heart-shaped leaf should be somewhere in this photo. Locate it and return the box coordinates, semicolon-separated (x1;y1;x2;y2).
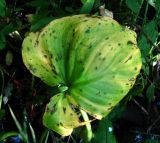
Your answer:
22;15;142;135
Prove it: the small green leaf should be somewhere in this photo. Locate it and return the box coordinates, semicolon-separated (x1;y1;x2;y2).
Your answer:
0;109;5;119
1;24;15;34
125;0;142;14
138;20;158;57
80;0;95;14
146;83;155;102
155;0;160;10
30;17;54;32
0;33;6;49
0;24;15;50
0;0;6;17
5;50;13;66
148;0;156;7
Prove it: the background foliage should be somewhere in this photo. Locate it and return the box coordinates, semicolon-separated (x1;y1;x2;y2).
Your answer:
0;0;160;143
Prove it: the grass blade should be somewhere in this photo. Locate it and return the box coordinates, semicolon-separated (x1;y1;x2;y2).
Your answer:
44;131;49;143
8;106;29;143
80;0;95;14
29;123;36;143
39;129;49;143
0;131;19;142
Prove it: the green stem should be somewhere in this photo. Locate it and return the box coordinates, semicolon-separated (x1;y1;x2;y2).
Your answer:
142;1;149;26
134;0;144;23
0;68;4;109
80;109;93;142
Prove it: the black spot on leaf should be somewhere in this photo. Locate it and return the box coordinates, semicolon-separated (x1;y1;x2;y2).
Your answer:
88;45;92;49
78;60;83;64
52;69;58;75
127;40;135;45
41;33;45;37
50;54;53;58
108;103;112;106
28;64;37;73
105;37;109;40
44;55;47;58
112;75;115;78
63;107;66;114
85;28;90;33
102;57;106;61
108;106;114;110
55;57;58;62
124;56;132;63
27;47;30;51
73;32;75;37
98;52;101;56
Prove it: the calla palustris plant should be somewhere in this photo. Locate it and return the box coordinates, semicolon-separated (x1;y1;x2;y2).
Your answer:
22;15;142;136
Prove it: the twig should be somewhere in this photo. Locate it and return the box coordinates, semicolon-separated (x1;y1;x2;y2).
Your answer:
132;98;149;115
147;115;160;133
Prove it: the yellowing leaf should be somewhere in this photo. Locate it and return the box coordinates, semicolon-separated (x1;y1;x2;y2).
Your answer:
43;94;81;136
22;15;142;136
